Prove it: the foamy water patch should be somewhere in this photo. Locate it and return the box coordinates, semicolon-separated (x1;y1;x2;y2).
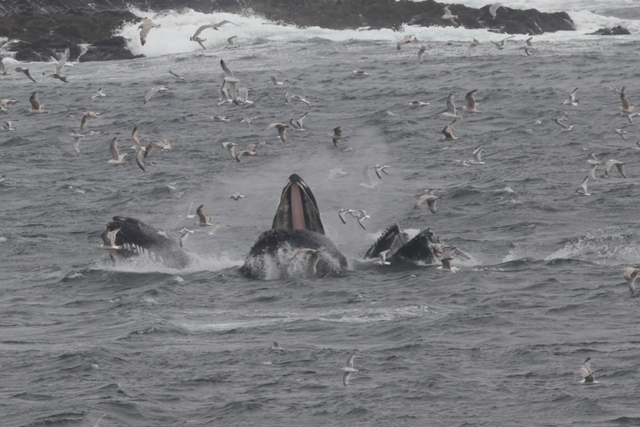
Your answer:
171;304;442;334
545;232;640;265
93;251;242;275
116;6;640;59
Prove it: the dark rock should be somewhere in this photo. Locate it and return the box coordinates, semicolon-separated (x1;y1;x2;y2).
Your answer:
80;36;142;62
0;11;138;62
14;47;48;62
589;25;631;36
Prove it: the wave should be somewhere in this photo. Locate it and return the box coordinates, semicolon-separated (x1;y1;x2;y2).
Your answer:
116;5;640;58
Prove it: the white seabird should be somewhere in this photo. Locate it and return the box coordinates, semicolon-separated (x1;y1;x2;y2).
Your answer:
491;35;514;50
237;87;253;105
328;168;347;180
580;357;598;384
290;112;308;131
234;143;257;162
99;227;122;250
332;126;346;146
131;126;146;154
352;70;369;76
338;208;356;224
14;67;37;82
463;89;479;112
553;118;573;132
240;116;256;131
603;159;626;179
397;35;416;50
414;190;441;213
442;6;458;25
285;92;310;108
575;175;590;196
563;87;579;106
91;88;106;99
230;192;246;201
469;145;485;165
222;141;238;160
107;137;127;165
521;37;535;56
139;18;160;46
441;92;462;119
356;210;370;230
50;48;70;82
196;205;214;227
408;100;429;107
587;152;600;180
174;202;197;226
270;342;286;352
620;85;635;115
28;91;47;114
2;121;16;131
265;123;289;142
226;36;238;48
489;3;503;19
144;139;171;158
220;59;239;83
190;21;235;49
437;247;459;272
614;128;628;141
70;131;84;156
341;353;359;387
418;45;429;64
360;166;379;189
169;70;186;81
442;119;459;140
0;58;12;75
269;75;284;86
135;150;146;172
373;250;391;265
373;165;390;179
468;38;482;56
144;86;168;104
179;227;196;247
623;267;639;294
80;111;100;130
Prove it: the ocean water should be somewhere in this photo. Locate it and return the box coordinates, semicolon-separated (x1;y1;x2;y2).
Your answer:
2;2;640;426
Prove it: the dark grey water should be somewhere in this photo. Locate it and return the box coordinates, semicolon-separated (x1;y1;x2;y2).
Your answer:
2;38;640;426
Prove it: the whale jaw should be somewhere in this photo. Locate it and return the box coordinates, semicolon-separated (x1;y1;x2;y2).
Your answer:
365;224;440;265
271;174;325;235
104;217;190;269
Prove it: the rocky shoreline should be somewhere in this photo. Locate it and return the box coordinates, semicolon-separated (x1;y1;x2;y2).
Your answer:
0;0;577;63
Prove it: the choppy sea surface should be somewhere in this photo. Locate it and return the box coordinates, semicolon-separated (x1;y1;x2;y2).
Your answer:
2;2;640;426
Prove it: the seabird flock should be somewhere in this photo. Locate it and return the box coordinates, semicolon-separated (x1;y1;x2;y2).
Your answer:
0;3;635;387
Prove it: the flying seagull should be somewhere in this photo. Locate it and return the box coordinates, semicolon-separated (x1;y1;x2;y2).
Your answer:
139;18;160;46
341;353;359;386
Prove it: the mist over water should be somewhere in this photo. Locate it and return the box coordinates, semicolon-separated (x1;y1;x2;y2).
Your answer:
2;0;640;425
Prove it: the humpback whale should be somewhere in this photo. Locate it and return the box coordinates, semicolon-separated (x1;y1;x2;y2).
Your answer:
364;224;441;265
242;174;349;279
101;216;190;269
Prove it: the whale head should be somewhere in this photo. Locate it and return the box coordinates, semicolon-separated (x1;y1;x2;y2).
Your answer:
271;174;325;235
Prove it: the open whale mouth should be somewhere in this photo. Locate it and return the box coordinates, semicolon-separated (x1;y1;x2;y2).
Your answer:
271;174;325;235
102;216;190;269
